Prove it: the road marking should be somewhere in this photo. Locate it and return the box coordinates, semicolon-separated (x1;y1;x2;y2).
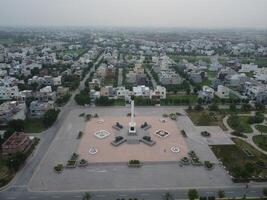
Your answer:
29;197;38;199
52;196;60;198
96;195;106;197
226;191;234;194
119;194;128;197
249;190;257;193
73;196;82;198
6;198;16;200
140;193;150;196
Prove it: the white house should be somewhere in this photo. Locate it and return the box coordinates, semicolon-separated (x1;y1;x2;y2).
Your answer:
215;85;230;99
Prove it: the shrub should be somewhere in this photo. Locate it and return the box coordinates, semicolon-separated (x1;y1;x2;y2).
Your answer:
188;189;199;200
43;109;60;127
263;188;267;196
217;190;225;198
54;164;64;172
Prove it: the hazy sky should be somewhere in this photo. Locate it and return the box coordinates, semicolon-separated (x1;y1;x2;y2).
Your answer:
0;0;267;28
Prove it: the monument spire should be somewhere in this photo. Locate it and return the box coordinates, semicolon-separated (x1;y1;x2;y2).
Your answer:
128;100;136;134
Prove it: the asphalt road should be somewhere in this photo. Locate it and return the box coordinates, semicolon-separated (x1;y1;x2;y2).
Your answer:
0;186;265;200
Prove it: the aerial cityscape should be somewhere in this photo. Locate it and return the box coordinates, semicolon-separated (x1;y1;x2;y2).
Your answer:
0;0;267;200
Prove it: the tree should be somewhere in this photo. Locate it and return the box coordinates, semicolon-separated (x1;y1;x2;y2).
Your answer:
7;119;25;132
188;189;198;200
255;103;265;112
6;151;27;172
241;103;251;112
186;88;191;95
163;192;173;200
83;192;91;200
74;89;91;106
217;190;225;198
209;103;219;111
263;188;267;196
43;109;60;127
229;103;236;112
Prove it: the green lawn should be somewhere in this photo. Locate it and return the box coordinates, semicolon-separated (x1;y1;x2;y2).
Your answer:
170;55;211;64
255;125;267;133
253;135;267;152
24;119;46;133
0;38;14;44
104;76;116;86
63;48;87;57
0;160;13;188
187;110;227;131
210;138;267;178
227;116;253;133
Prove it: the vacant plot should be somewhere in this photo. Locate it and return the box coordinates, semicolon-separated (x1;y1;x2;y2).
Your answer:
187;110;227;131
255;125;267;133
24;119;46;133
211;138;267;178
253;135;267;152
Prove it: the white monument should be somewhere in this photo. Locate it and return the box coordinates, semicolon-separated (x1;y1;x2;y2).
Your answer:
128;100;137;135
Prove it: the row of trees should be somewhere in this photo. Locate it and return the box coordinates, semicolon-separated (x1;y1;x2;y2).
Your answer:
81;187;267;200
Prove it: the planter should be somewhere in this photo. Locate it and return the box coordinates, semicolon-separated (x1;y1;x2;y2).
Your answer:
66;160;77;168
127;163;142;168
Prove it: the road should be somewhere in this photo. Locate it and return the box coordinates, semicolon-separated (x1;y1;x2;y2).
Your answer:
145;67;157;89
118;68;123;86
0;186;265;200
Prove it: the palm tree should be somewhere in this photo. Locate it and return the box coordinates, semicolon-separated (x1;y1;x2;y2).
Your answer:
83;192;91;200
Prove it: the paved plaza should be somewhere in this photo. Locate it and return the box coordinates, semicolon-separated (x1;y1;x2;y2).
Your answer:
28;106;234;192
78;116;188;162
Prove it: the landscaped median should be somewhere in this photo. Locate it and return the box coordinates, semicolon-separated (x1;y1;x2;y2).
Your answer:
253;135;267;152
210;138;267;182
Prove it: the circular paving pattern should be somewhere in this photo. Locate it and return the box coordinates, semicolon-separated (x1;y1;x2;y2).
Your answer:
89;147;98;155
170;146;180;153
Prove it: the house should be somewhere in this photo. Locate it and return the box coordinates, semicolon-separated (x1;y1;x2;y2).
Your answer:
88;79;101;90
57;86;69;97
244;82;267;104
150;86;166;100
198;86;214;103
100;86;116;98
132;85;150;98
115;87;130;100
0;78;20;100
53;76;62;86
239;63;258;73
29;100;54;118
89;90;100;101
215;85;230;99
230;74;249;87
159;70;182;85
189;71;203;83
1;132;33;156
0;101;26;125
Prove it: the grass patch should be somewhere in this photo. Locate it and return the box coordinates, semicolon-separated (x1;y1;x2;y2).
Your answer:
0;160;13;188
255;125;267;133
227;116;253;133
24;119;45;133
187;110;227;131
211;138;267;179
253;135;267;152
